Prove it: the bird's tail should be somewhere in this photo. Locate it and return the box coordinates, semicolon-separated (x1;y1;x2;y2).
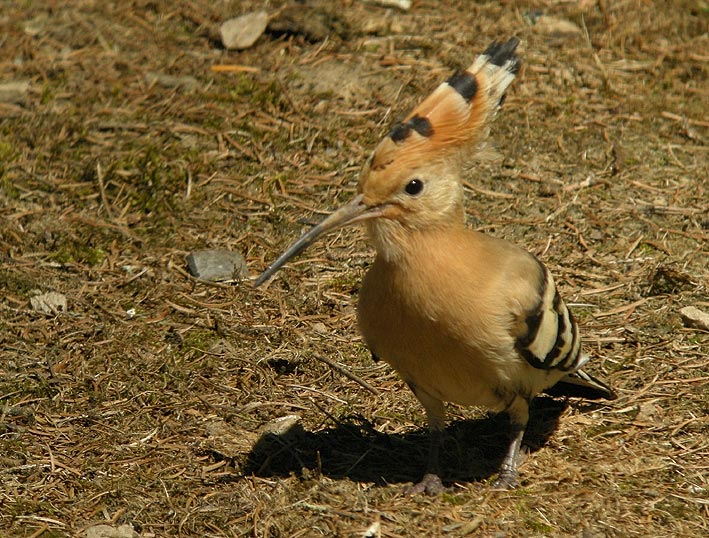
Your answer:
544;369;617;401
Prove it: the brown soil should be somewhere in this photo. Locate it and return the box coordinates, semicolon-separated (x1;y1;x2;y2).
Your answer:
1;1;707;537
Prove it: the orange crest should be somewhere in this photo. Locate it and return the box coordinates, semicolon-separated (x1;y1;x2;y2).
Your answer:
364;38;521;187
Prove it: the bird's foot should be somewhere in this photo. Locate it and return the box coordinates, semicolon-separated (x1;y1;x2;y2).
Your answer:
405;473;446;496
491;467;519;490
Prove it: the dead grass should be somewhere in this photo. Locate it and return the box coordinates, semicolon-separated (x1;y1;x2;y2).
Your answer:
1;0;707;537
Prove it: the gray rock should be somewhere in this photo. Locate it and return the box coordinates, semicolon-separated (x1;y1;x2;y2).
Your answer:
251;415;304;459
23;14;48;37
680;306;709;331
186;249;249;281
220;11;268;50
533;15;583;37
85;524;136;538
259;414;303;438
0;81;30;104
370;0;411;9
30;291;67;314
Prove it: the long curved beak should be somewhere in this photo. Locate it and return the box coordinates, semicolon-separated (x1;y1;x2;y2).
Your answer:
253;194;386;288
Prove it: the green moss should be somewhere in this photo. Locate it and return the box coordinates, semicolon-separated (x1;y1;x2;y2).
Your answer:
570;306;594;319
638;243;658;254
587;420;632;438
525;518;554;533
39;82;55;105
326;273;361;291
104;145;186;221
656;497;692;521
441;492;466;505
181;328;219;352
0;140;15;162
509;487;535;497
51;245;105;267
13;378;60;400
0;141;18;195
229;75;284;108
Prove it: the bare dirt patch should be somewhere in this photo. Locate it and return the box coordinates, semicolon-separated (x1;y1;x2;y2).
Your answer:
1;1;707;537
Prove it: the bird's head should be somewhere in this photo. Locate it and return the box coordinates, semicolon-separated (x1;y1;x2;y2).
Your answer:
254;38;520;286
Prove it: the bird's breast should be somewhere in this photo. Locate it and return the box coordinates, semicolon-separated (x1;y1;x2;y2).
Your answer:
357;248;527;410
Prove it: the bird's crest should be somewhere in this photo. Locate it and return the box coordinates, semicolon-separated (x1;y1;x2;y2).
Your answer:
367;38;520;176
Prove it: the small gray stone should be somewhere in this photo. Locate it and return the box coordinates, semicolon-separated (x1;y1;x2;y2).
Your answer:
252;415;305;448
85;524;136;538
0;80;30;104
30;291;67;314
312;322;328;335
186;249;249;281
249;415;304;469
680;306;709;331
533;15;583;37
23;14;49;37
259;414;302;438
370;0;411;10
220;11;268;50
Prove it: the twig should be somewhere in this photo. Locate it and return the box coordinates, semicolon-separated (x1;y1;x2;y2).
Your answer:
27;525;49;538
562;174;596;192
593;297;649;319
96;162;114;219
184;165;192;200
517;173;543;182
288;384;349;404
274;76;307;120
210;64;260;73
463;181;515;199
661;111;709;128
311;353;381;396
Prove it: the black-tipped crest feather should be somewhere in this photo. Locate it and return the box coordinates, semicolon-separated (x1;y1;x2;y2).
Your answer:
484;37;521;73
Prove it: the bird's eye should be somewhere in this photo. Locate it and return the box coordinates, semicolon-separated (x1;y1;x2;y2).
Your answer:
404;178;424;196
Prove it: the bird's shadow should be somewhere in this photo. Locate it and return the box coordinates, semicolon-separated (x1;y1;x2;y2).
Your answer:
244;397;575;487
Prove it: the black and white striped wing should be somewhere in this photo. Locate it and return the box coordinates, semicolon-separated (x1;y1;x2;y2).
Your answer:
515;263;582;372
514;260;616;400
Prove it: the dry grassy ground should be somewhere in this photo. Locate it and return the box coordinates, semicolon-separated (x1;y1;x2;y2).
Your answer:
1;1;707;537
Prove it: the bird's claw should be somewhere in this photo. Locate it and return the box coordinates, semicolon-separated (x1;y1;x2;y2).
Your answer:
491;468;519;490
405;473;446;496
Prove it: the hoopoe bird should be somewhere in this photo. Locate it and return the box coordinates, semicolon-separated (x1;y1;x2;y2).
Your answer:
255;38;616;493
